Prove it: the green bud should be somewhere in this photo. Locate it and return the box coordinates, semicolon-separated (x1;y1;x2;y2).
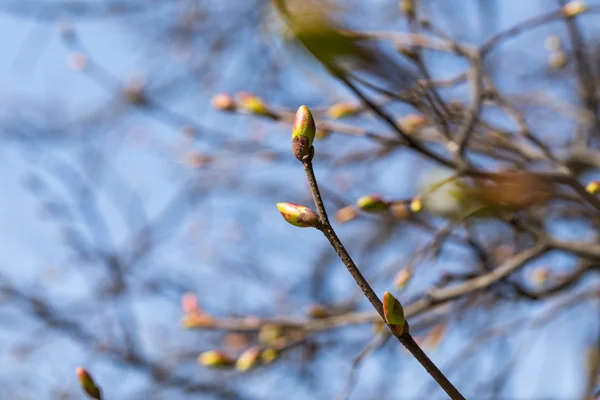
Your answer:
237;92;271;116
198;350;235;368
326;102;361;119
383;291;409;335
276;203;320;228
292;105;316;161
75;367;102;400
236;346;262;371
356;195;389;213
261;348;279;363
586;180;600;195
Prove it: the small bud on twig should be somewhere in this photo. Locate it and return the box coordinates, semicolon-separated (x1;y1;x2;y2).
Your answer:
326;102;361;119
562;1;588;18
237;92;271;116
211;93;236;111
198;350;236;368
383;291;409;335
276;203;320;228
292;105;316;161
393;267;413;290
236;346;262;371
307;303;331;319
335;206;358;224
259;324;283;345
261;348;279;363
356;195;389;213
586;180;600;195
410;197;423;213
75;367;102;400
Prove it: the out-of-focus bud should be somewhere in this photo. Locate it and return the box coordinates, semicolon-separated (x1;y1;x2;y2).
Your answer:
184;152;214;168
544;35;561;52
75;367;102;400
423;324;446;349
261;348;279;363
259;324;282;345
356;195;389;213
181;313;215;329
198;350;235;368
326;102;361;119
383;291;409;335
562;1;588;18
237;92;271;116
529;267;550;286
181;292;199;314
390;203;410;220
548;51;568;70
307;304;331;319
586;180;600;194
393;267;413;290
236;346;262;371
315;127;331;140
211;93;236;111
276;203;320;228
67;52;87;71
400;0;416;16
292;105;316;161
399;114;426;135
335;206;358;224
410;197;423;213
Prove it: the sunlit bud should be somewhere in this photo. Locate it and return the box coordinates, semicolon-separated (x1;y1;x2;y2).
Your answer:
586;180;600;194
548;51;567;69
276;203;320;228
562;1;588;18
181;292;199;314
335;206;358;224
326;102;361;119
259;324;282;345
68;52;87;71
181;313;215;329
307;304;331;319
292;105;316;160
410;197;423;213
399;114;426;135
75;367;101;399
236;346;262;371
356;195;389;213
261;348;279;363
211;93;236;111
383;291;408;335
237;92;271;116
529;267;550;286
393;267;413;290
198;350;235;368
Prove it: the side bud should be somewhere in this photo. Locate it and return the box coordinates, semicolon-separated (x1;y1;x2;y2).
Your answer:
356;195;389;213
236;346;262;372
237;92;272;117
198;350;235;368
586;180;600;195
383;291;409;335
326;102;361;119
75;367;102;400
292;105;316;161
562;1;588;17
276;203;320;228
211;93;236;111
